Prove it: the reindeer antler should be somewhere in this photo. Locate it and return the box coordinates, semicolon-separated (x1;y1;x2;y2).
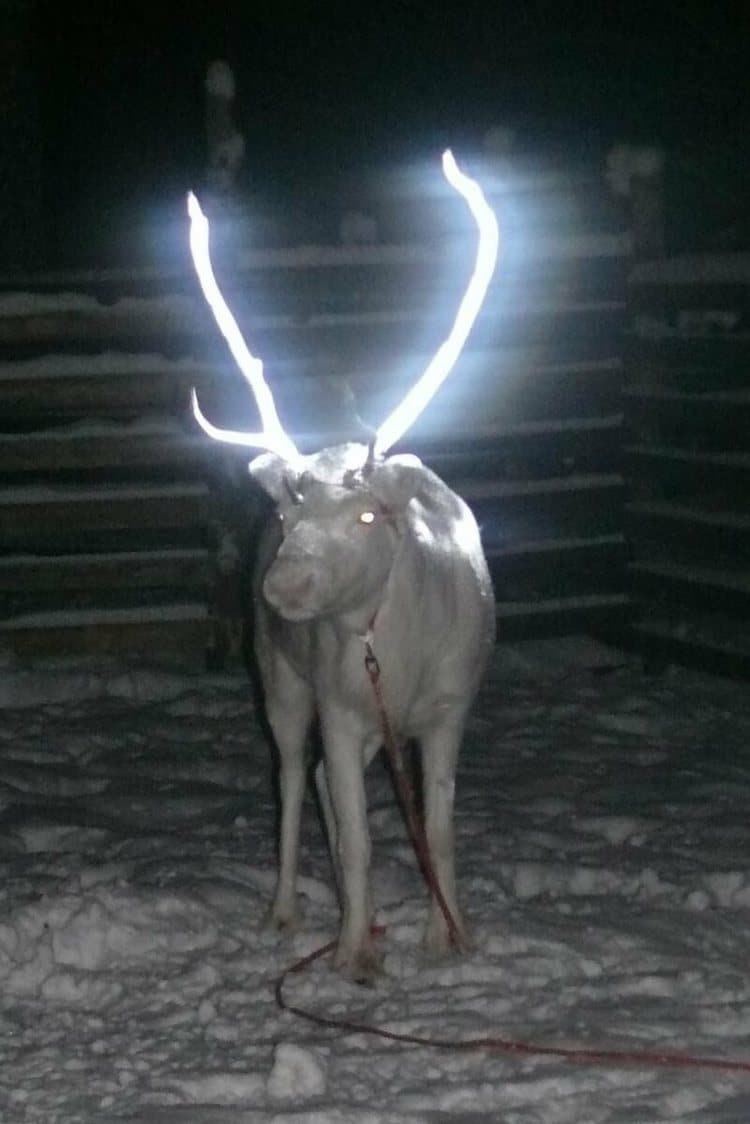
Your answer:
189;151;498;463
187;192;300;465
372;151;499;456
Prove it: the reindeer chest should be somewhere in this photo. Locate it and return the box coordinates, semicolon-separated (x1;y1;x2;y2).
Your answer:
310;620;433;737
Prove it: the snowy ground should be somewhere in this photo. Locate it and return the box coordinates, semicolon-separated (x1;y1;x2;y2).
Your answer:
2;637;750;1123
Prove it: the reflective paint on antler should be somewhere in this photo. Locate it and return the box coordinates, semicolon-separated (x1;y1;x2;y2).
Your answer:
190;387;281;450
372;150;499;457
187;192;300;465
189;152;497;469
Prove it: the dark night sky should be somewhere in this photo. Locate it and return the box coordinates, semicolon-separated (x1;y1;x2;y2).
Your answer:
34;2;748;261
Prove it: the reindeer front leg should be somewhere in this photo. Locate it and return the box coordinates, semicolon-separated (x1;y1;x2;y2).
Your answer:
319;704;382;982
262;649;315;930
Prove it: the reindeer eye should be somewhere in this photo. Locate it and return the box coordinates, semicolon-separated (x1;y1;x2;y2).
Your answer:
358;511;376;525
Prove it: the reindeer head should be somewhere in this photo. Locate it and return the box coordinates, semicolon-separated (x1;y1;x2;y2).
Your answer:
187;150;499;490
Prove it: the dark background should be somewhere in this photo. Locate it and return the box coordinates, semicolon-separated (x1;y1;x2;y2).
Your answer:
12;2;750;265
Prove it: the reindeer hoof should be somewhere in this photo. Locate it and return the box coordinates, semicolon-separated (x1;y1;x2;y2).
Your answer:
424;912;473;957
267;900;301;933
333;940;384;984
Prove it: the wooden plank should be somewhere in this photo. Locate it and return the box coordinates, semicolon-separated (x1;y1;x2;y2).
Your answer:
624;445;750;499
0;236;630;315
458;471;623;502
0;293;208;342
630;561;750;616
489;534;626;594
184;355;625;443
474;476;625;547
0;429;206;473
495;593;630;641
487;532;624;560
625;501;750;565
0;350;623;431
195;267;627;331
630;280;750;313
625;442;750;467
631;621;750;681
630;254;750;287
0;603;209;664
0;548;210;592
0;216;628;283
0;483;209;549
0;365;214;421
418;416;623;482
625;332;750;382
626;500;750;531
623;386;750;443
0;295;626;367
624;386;750;406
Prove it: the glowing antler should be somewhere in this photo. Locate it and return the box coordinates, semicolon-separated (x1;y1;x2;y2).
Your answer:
189;150;498;463
372;150;499;456
187;192;300;465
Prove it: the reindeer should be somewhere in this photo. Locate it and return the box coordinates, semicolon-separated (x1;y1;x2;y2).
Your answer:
188;152;498;981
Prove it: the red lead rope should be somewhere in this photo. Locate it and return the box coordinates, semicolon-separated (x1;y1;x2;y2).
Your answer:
274;641;750;1076
362;639;466;951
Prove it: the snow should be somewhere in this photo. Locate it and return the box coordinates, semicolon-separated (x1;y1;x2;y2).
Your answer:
2;417;188;440
0;548;208;571
0;292;102;316
459;471;622;500
0;603;208;637
497;593;628;617
0;481;208;504
0;351;203;381
0;293;196;320
1;637;750;1122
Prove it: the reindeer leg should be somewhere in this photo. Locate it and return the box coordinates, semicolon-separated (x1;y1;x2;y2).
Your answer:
319;705;382;982
420;716;472;956
263;653;314;930
315;736;380;945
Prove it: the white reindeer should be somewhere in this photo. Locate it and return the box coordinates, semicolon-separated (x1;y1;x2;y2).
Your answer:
189;152;498;981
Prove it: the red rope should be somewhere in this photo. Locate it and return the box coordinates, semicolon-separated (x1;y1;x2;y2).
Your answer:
363;639;465;951
274;929;750;1075
273;640;750;1077
274;935;750;1072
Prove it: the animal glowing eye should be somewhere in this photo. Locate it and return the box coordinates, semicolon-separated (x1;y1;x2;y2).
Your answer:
358;511;376;525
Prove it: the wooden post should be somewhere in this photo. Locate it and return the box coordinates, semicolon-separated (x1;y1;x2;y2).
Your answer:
606;144;665;261
201;59;252;270
631;169;665;261
205;60;245;195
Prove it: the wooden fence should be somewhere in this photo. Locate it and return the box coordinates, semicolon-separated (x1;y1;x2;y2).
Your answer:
0;154;631;664
625;254;750;677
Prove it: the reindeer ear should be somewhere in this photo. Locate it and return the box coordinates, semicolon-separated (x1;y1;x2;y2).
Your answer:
248;452;293;503
367;454;426;511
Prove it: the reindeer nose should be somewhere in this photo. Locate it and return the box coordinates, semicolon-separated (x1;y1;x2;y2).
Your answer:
263;557;318;617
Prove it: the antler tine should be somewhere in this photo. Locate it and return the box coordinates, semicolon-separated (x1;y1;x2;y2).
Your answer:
372;150;499;458
187;192;300;465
